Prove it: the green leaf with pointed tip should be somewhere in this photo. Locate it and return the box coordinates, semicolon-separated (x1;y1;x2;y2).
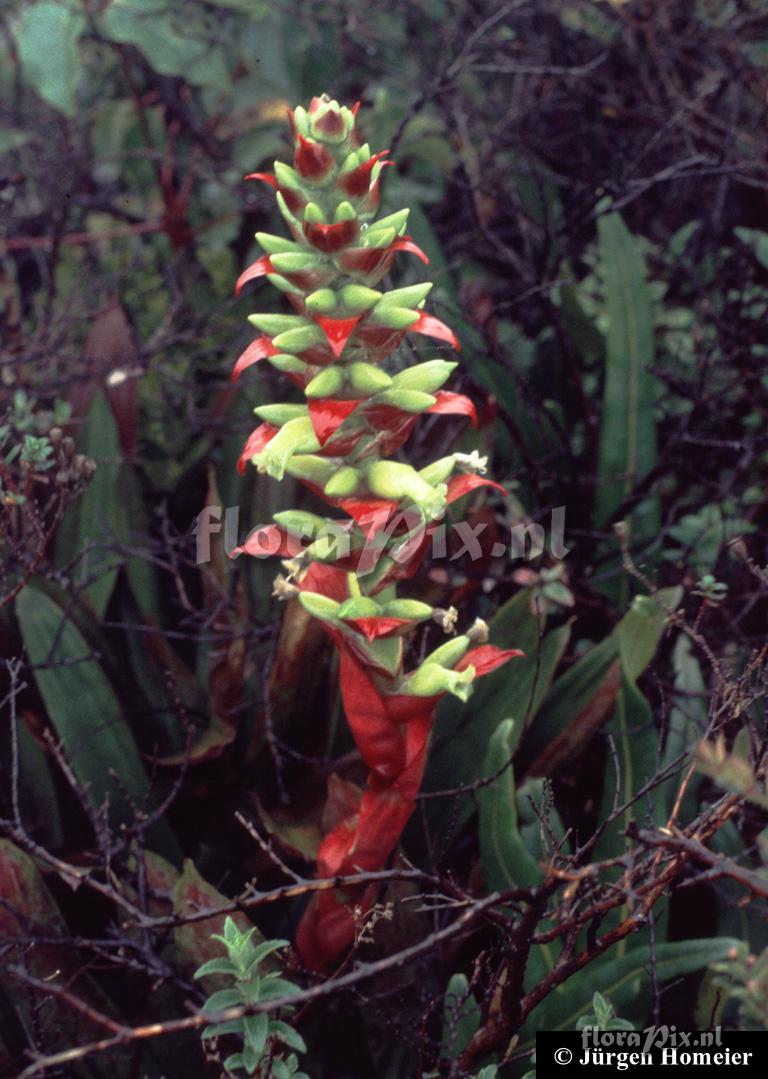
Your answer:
595;210;659;540
524;937;742;1036
54;392;123;618
15;586;177;857
423;590;570;838
478;719;542;891
441;973;480;1056
615;587;682;683
15;2;85;117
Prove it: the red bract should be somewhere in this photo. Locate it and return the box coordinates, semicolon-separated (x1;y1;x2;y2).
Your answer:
410;311;462;350
231;336;278;381
337;151;391;197
307;398;361;444
244;171;305;215
234;255;272;295
295;134;335;179
337;234;428;280
315;315;361;358
303;217;360;253
297;643;522;970
236;423;278;474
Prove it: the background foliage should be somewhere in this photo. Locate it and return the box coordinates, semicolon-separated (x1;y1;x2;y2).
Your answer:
1;1;768;1076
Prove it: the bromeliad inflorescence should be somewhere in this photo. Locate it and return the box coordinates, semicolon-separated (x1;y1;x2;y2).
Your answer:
232;95;521;971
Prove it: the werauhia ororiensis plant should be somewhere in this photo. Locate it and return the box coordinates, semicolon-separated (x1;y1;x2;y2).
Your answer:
231;95;521;971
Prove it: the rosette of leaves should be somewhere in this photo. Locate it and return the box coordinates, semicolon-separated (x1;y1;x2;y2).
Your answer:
195;917;308;1078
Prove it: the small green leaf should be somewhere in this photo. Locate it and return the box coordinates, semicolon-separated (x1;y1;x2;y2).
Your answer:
193;957;238;980
15;2;85;117
243;1013;269;1056
270;1020;307;1054
202;988;242;1013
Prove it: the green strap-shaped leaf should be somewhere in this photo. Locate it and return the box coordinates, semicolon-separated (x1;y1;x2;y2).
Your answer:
478;719;542;892
55;392;123;619
441;973;481;1057
595;209;659;541
15;586;176;856
424;590;570;836
525;936;741;1035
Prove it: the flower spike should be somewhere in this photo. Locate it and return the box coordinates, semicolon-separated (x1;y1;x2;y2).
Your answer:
231;96;519;971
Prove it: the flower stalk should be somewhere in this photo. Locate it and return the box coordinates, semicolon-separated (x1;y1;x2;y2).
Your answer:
233;95;521;971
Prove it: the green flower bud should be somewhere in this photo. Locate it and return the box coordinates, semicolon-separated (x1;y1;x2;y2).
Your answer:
272;325;326;352
305;527;355;562
267;353;309;375
337;597;381;619
324;465;362;498
292;106;310;137
425;634;471;668
338;150;361;175
253;403;307;425
305;366;345;398
360;226;396;250
369;306;420;330
276;191;301;230
348;363;392;394
365;635;403;677
253;417;320;480
304;202;326;224
305;288;337;314
364;461;445;520
248;313;306;336
339;284;382;312
405;663;475;701
373;209;409;235
299;592;341;620
374;389;435;412
285;454;336;485
272;510;330;538
273;160;304;191
270;251;324;273
418;456;457;486
380;599;433;621
255;232;299;255
266;273;303;295
335;200;357;222
375;283;432;309
391;360;457;393
308;98;352;144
